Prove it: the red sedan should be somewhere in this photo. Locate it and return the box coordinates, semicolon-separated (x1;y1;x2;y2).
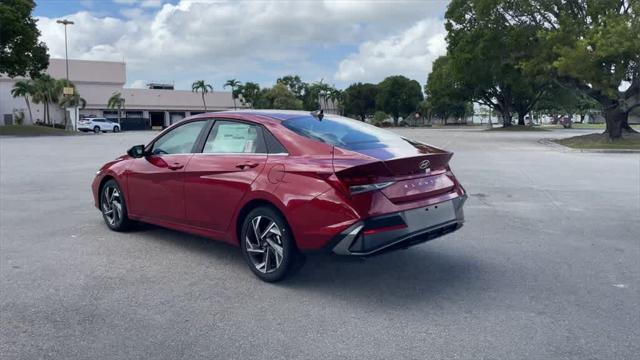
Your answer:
92;110;467;281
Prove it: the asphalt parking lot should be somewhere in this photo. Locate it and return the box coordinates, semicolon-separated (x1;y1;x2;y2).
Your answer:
1;128;639;359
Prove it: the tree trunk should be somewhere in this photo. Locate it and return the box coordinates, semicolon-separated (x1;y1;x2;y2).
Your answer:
517;112;526;126
63;104;69;129
579;114;585;123
24;97;33;124
502;111;513;127
202;93;207;111
604;107;628;139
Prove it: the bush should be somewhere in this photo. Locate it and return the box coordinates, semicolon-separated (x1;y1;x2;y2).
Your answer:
372;111;389;127
13;110;24;125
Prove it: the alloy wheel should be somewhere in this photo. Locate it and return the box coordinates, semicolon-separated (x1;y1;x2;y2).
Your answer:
245;215;284;274
101;185;123;226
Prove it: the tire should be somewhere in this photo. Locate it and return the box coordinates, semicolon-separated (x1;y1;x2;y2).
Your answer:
93;126;100;134
100;179;133;231
113;126;120;133
240;206;302;282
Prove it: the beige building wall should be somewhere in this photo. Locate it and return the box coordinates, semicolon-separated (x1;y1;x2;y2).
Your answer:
1;58;239;126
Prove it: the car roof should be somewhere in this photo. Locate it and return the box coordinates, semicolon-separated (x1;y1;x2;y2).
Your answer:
199;109;314;121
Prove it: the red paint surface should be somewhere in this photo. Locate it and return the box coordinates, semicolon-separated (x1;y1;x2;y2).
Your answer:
92;112;465;250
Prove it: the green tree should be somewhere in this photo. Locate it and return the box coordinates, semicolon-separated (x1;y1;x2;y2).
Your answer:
55;79;82;128
372;111;389;126
59;93;86;110
107;92;125;125
264;83;303;110
191;80;213;111
0;0;49;78
59;92;86;129
520;0;639;139
342;82;378;121
425;56;471;123
31;74;59;125
10;79;35;124
276;75;307;99
224;79;241;109
236;82;262;108
444;0;550;126
535;84;601;125
376;75;423;126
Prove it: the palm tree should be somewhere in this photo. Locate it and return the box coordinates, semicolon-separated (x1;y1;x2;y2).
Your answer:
327;88;342;114
192;80;213;111
59;93;86;110
60;93;86;130
10;80;35;124
31;75;58;125
224;79;241;109
56;79;76;128
107;92;125;125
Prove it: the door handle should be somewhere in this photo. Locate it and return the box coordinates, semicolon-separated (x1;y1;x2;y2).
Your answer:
168;163;184;170
236;161;259;170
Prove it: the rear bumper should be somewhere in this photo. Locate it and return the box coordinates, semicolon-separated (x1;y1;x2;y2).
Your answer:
330;195;466;256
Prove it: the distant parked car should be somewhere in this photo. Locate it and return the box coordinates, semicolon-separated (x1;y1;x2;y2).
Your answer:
78;118;120;133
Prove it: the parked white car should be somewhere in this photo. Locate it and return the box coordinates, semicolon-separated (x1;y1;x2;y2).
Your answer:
78;118;120;133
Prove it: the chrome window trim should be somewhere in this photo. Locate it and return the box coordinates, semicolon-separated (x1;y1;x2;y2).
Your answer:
191;152;289;156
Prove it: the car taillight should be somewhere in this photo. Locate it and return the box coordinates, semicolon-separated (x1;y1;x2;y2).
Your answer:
349;181;395;195
323;172;395;196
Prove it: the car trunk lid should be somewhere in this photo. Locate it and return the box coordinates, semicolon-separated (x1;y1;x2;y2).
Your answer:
332;142;455;202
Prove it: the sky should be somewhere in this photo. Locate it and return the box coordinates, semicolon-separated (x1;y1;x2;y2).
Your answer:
34;0;449;90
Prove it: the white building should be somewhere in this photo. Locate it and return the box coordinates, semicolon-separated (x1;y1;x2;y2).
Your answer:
1;58;239;128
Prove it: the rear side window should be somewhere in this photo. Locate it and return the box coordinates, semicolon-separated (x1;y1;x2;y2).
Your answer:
203;121;267;154
263;129;288;154
281;115;411;151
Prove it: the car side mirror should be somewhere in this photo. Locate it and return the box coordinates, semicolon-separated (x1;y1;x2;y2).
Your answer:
127;144;146;158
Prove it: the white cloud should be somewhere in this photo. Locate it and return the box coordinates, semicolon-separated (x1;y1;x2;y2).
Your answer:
140;0;162;8
129;79;147;88
113;0;138;4
335;19;447;84
36;0;448;89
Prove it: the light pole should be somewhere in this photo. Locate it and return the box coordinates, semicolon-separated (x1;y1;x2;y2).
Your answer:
57;19;74;129
56;19;74;80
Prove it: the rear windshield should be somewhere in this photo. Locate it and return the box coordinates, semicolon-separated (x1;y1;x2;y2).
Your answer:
281;115;415;152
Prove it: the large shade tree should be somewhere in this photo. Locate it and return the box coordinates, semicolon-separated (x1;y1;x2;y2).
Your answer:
376;75;423;125
444;0;550;126
236;82;262;108
0;0;49;78
342;82;378;121
264;83;303;110
518;0;639;139
425;56;472;123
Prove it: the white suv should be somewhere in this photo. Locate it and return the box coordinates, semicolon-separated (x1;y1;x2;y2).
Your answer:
78;118;120;133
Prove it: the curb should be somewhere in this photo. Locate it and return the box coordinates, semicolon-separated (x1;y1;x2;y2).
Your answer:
538;138;640;153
